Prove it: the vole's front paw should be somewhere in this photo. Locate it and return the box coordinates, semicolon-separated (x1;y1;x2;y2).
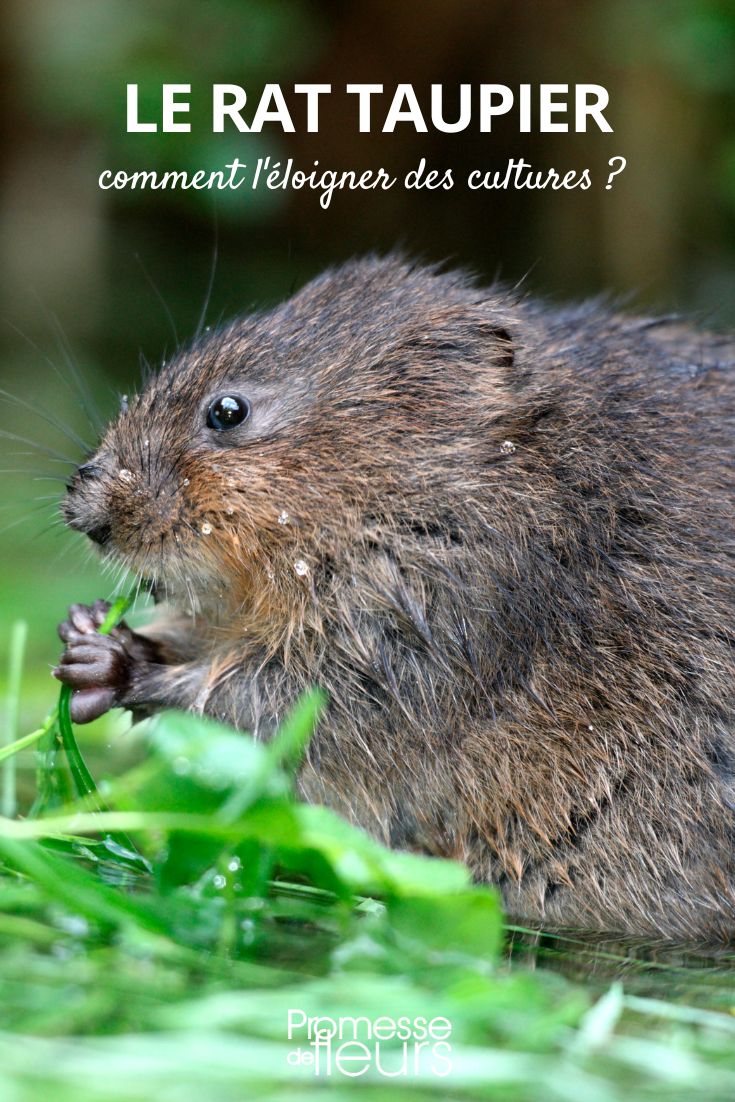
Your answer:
54;601;157;724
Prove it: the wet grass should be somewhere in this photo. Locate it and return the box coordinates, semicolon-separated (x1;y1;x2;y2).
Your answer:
0;494;734;1102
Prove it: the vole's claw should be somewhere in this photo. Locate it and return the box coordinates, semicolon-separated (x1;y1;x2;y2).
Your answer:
59;602;105;641
58;600;129;646
56;636;126;685
90;599;112;626
69;602;101;634
55;602;161;726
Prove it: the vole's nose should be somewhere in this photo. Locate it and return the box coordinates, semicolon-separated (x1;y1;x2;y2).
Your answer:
64;459;112;546
66;461;104;494
78;462;104;481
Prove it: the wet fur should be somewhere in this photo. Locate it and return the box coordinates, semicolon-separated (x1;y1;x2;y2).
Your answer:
59;256;735;939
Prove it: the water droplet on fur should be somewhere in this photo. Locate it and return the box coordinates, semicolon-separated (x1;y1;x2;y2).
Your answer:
118;468;133;482
266;569;275;581
294;559;309;577
201;522;213;535
588;725;594;731
212;464;221;473
182;478;190;487
500;440;516;455
204;325;211;332
225;506;234;516
143;439;150;448
213;873;227;890
277;510;290;525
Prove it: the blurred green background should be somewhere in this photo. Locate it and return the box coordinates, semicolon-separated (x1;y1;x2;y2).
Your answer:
2;0;735;748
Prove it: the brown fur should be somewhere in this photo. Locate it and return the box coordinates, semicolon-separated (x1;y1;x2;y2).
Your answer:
58;256;735;939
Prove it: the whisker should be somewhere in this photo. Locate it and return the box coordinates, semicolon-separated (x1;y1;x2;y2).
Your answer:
31;517;70;540
195;222;219;340
3;317;95;427
134;253;179;349
43;537;92;585
0;469;68;482
46;309;105;433
7;302;104;435
0;429;76;465
0;494;60;509
0;387;89;453
0;512;47;538
139;351;153;386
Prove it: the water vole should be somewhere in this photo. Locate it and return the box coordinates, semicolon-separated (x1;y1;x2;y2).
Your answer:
55;256;735;939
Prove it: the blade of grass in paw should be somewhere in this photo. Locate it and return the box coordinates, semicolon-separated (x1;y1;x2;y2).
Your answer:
30;595;132;817
28;595;150;872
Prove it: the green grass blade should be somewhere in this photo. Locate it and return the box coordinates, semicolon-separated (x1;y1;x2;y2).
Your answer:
57;684;100;801
56;595;136;808
0;724;53;765
2;621;27;818
29;593;134;820
0;834;165;935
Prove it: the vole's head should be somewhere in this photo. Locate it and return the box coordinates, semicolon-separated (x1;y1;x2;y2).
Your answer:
64;256;516;617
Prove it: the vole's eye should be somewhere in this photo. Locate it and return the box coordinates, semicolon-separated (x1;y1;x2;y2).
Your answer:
206;394;251;431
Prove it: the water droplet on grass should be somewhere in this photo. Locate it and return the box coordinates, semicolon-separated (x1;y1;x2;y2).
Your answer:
243;897;265;911
57;914;90;938
240;918;257;945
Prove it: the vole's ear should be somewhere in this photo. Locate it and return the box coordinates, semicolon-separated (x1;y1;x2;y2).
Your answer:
376;304;521;428
395;304;515;372
410;304;518;400
381;302;520;418
478;320;514;371
462;315;521;416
